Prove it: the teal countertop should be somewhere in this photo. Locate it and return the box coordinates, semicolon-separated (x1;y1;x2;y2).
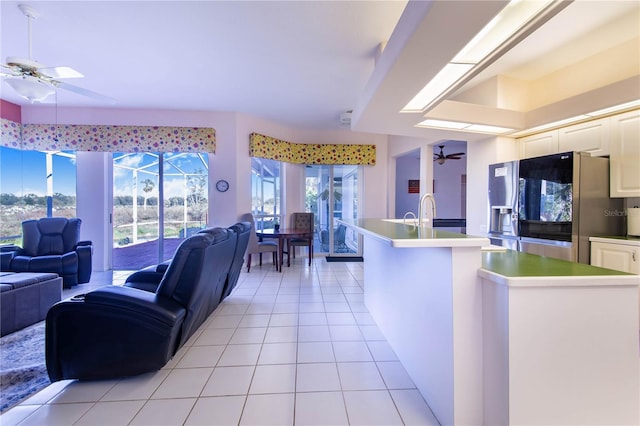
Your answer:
339;218;489;248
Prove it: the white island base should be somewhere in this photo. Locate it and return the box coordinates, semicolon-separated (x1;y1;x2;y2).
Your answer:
363;235;486;425
480;266;639;425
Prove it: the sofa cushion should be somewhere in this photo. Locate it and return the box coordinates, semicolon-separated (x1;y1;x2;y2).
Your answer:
0;272;59;289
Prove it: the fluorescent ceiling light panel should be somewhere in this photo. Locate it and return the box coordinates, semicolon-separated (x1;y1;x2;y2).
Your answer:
416;119;514;134
402;0;556;113
466;124;513;134
454;0;554;63
418;119;469;129
402;63;473;112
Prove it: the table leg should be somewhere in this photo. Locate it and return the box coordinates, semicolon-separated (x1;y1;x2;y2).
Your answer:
278;237;284;272
286;238;291;267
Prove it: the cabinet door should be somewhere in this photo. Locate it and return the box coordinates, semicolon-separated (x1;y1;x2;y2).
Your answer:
558;117;609;156
591;242;639;274
518;130;559;159
610;110;640;197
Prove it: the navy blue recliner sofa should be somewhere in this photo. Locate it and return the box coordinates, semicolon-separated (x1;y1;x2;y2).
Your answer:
123;222;251;306
46;227;236;381
1;217;92;288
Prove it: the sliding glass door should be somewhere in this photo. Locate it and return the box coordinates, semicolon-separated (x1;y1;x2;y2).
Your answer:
305;164;361;257
112;152;208;270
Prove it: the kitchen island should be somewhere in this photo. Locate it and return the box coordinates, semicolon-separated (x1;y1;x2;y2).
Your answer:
340;219;639;426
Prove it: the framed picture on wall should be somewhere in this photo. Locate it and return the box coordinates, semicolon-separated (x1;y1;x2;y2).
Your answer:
408;179;419;194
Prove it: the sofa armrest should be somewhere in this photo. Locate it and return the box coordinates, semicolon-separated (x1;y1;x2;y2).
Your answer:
46;285;187;382
155;260;171;274
75;244;93;284
84;285;185;326
77;240;93;247
0;244;21;253
124;270;164;293
0;251;15;271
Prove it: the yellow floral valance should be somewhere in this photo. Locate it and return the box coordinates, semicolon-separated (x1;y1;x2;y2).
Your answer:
249;133;376;165
1;118;216;153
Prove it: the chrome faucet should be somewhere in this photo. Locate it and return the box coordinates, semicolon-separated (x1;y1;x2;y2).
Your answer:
403;211;417;225
418;193;436;227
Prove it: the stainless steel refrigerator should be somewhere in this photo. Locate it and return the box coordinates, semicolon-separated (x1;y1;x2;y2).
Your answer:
518;151;624;264
488;160;519;250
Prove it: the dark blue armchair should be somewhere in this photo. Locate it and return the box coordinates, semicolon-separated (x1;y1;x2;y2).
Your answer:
1;218;92;288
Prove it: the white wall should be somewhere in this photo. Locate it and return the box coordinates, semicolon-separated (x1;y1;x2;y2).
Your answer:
395;153;420;218
433;149;466;219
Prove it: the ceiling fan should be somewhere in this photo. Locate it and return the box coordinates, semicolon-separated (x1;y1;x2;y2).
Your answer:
434;145;465;165
1;4;113;104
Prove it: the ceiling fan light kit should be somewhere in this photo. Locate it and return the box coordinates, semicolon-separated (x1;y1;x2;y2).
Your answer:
5;75;55;103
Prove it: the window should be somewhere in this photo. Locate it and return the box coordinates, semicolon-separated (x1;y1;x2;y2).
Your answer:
112;152;208;270
0;147;76;246
251;157;281;230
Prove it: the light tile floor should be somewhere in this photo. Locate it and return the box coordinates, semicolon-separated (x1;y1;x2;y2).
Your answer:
1;257;439;425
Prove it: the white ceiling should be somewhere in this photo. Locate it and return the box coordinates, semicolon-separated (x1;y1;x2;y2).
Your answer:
0;0;406;129
1;0;639;139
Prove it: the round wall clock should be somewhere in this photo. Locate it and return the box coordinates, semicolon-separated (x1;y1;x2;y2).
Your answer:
216;179;229;192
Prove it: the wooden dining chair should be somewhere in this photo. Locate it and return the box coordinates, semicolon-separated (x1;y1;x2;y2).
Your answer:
289;212;314;266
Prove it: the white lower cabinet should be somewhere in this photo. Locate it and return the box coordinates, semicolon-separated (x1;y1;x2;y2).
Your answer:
590;238;639;274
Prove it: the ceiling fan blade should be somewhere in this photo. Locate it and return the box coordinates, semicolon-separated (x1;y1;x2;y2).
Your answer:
445;152;465;157
54;81;116;104
39;66;84;79
1;63;22;76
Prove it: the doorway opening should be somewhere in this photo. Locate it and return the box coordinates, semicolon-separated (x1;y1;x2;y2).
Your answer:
305;165;362;258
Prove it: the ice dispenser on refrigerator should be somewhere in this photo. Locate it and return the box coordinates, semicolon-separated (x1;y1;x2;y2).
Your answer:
488;161;519;250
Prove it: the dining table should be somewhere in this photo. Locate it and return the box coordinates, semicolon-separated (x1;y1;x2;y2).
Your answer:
255;228;314;272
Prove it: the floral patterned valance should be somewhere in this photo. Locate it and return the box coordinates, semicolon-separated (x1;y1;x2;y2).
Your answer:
249;133;376;165
1;118;216;153
1;118;21;147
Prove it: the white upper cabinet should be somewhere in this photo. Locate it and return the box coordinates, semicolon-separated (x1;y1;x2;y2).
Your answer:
610;110;640;198
558;117;610;156
518;130;558;159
